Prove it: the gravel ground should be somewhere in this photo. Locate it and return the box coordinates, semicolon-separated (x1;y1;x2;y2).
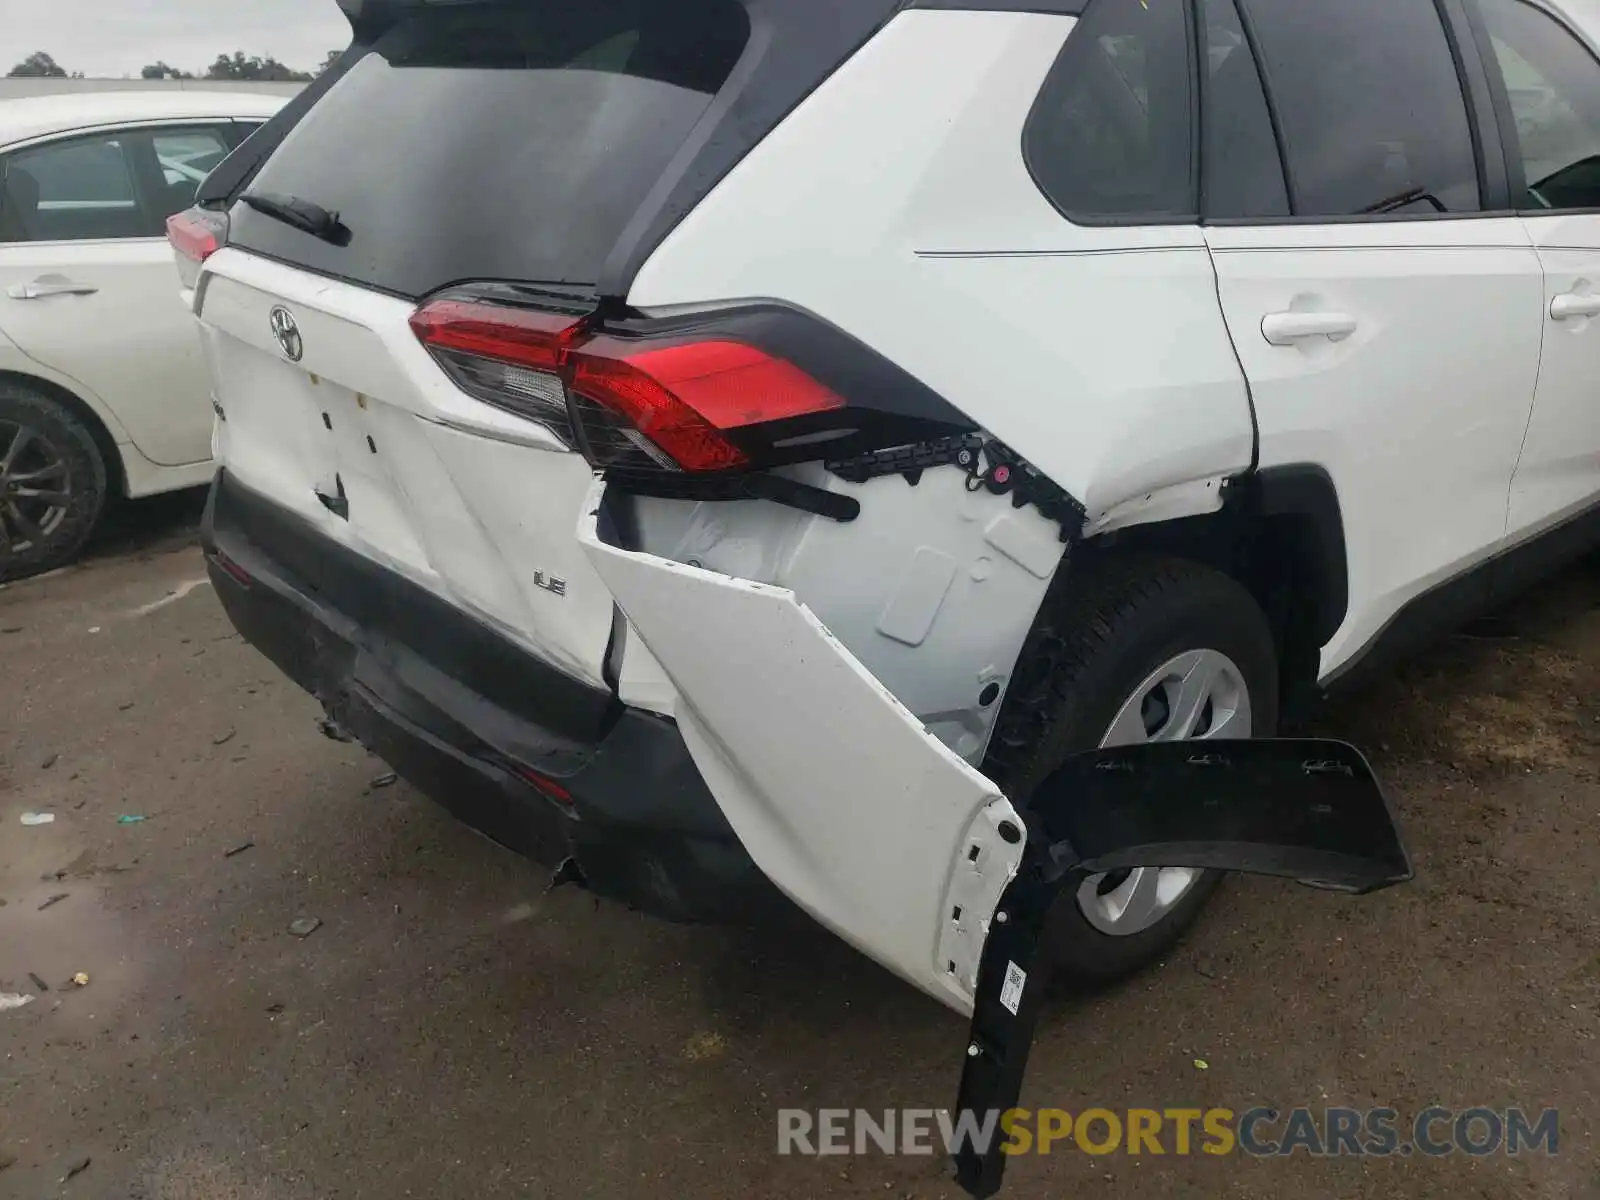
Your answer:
2;491;1596;1199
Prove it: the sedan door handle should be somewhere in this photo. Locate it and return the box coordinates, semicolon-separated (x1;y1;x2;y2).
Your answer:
7;278;99;300
1261;311;1358;345
1550;292;1600;320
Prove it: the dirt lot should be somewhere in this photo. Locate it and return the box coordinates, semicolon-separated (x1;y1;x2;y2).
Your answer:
2;492;1596;1199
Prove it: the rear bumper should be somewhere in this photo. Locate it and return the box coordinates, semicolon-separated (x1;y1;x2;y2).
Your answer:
202;469;781;923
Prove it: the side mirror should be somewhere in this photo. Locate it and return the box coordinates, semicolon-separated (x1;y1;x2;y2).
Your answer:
953;738;1412;1198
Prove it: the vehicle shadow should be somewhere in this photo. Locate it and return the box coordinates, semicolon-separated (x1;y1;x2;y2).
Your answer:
85;485;208;564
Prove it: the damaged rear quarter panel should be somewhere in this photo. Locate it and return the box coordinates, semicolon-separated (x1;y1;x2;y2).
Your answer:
626;7;1256;527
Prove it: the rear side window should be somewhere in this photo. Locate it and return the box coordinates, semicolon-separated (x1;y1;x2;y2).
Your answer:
1239;0;1481;216
231;0;749;298
1;133;143;243
1023;0;1197;221
1198;0;1288;219
1478;0;1600;211
151;127;235;222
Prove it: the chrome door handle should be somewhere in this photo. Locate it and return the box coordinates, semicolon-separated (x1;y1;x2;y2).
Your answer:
1550;292;1600;320
7;279;99;300
1261;311;1358;345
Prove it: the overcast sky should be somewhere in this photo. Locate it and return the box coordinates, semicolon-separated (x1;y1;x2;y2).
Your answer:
3;0;351;78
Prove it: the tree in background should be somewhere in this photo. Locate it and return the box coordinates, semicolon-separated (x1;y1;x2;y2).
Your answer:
318;50;343;75
7;51;69;78
141;62;194;80
204;52;313;83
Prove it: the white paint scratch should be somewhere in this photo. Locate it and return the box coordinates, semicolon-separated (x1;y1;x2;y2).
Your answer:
129;578;211;618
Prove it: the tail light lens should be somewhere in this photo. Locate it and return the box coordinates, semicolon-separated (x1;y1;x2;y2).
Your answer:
409;298;584;447
166;207;229;289
410;296;844;472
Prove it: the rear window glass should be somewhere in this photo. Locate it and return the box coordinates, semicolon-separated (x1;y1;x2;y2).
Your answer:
231;0;749;298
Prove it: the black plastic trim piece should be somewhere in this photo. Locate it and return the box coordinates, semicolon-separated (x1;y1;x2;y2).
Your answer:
1437;0;1514;211
1254;464;1348;648
827;434;984;483
953;738;1411;1198
604;467;862;522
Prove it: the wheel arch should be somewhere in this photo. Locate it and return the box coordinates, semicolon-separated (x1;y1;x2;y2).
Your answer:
0;368;127;499
1072;464;1348;711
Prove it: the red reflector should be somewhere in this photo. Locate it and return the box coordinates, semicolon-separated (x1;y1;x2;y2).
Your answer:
409;299;582;372
166;210;221;263
208;549;253;587
514;766;573;804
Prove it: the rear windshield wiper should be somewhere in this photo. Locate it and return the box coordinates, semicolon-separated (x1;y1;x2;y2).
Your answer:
239;191;351;247
1358;187;1448;215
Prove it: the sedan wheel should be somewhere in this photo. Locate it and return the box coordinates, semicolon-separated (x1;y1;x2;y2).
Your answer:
0;382;107;583
0;419;74;555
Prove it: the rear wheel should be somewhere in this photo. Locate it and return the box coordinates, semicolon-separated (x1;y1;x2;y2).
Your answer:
985;557;1279;986
0;383;108;583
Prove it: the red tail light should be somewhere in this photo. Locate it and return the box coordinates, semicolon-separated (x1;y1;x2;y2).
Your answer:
408;298;581;370
410;298;586;447
410;296;844;473
167;207;229;289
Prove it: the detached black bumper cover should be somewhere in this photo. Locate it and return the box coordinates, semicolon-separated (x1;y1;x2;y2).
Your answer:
201;470;781;923
954;739;1413;1198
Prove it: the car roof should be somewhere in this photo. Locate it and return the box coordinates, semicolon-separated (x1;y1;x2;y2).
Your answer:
0;92;287;150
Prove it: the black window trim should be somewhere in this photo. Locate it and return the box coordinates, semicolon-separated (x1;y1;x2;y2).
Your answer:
1206;0;1516;226
1019;0;1205;228
1214;0;1296;217
1460;0;1600;218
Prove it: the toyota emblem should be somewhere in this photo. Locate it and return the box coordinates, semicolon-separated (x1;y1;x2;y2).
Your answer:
269;305;303;362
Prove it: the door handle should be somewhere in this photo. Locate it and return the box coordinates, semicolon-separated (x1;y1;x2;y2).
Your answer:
1550;292;1600;320
1261;311;1358;345
7;279;99;300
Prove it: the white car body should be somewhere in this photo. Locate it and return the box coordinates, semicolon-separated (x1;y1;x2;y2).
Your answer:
0;92;284;499
185;0;1600;1017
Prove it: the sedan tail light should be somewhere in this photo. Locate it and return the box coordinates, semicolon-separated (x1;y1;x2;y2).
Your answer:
166;207;230;289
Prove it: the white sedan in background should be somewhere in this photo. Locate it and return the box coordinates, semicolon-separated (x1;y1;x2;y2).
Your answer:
0;91;284;581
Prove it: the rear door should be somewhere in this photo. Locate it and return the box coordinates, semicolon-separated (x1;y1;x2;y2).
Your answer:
1471;0;1600;540
0;121;237;467
1202;0;1546;676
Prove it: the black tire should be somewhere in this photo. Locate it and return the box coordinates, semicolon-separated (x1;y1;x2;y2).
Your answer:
0;382;108;583
984;556;1279;987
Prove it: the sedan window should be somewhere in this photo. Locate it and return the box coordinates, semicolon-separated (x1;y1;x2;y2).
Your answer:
2;134;144;243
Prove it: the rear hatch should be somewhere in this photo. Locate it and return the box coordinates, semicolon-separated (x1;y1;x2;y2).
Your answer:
192;0;863;689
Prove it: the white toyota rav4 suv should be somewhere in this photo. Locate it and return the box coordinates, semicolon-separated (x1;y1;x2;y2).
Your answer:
174;0;1594;1025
